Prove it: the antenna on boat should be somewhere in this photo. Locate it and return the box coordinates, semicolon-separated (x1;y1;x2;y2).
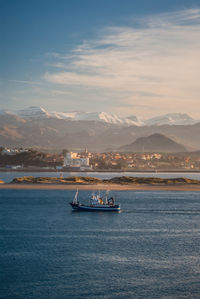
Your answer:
97;189;101;200
113;192;117;203
105;189;110;204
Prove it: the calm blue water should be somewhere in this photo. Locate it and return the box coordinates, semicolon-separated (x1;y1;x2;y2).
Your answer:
1;189;200;298
1;171;200;183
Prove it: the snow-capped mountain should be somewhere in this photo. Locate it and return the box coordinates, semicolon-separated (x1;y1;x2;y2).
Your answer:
12;106;143;126
145;113;197;126
1;107;199;126
17;106;51;118
50;111;143;126
126;115;145;126
76;112;124;124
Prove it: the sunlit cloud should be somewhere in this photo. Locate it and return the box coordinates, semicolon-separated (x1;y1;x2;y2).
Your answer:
44;8;200;117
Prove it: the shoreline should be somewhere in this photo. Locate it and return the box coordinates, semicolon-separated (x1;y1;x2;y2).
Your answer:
0;169;200;173
1;183;200;191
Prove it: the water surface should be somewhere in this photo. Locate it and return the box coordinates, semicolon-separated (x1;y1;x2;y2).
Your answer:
0;189;200;298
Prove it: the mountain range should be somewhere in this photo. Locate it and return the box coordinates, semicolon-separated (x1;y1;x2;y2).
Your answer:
0;106;199;126
0;106;199;151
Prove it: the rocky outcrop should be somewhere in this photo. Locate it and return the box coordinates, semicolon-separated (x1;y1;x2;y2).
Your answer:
11;176;102;184
105;176;200;185
11;176;200;185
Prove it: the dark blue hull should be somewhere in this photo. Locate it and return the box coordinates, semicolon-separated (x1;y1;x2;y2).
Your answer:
70;203;120;212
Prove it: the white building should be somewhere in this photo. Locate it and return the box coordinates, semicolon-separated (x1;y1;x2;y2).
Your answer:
1;148;28;155
63;152;90;169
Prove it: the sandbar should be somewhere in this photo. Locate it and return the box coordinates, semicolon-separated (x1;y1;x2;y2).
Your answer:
0;183;200;191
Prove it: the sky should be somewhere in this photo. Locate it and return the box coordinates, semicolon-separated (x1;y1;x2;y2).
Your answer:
1;0;200;118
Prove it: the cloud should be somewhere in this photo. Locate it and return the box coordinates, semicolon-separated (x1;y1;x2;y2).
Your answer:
44;8;200;117
9;80;43;85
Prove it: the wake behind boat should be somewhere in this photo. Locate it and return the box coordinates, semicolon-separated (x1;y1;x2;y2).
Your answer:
70;190;120;211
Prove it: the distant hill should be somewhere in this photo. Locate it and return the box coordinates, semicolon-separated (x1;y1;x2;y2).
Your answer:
119;133;187;152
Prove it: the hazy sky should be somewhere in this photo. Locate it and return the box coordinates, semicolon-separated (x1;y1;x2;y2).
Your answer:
1;0;200;118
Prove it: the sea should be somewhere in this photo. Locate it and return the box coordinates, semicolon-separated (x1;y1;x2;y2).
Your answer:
1;172;200;298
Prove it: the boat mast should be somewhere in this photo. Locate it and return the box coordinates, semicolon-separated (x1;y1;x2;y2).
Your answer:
73;189;78;204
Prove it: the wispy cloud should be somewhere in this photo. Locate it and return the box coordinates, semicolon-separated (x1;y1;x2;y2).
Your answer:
44;8;200;117
9;80;43;86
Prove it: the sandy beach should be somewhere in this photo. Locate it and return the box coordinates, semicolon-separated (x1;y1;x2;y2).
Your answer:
0;183;200;191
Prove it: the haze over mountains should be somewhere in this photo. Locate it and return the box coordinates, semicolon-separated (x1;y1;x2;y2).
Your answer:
0;106;200;151
119;133;187;153
0;106;199;126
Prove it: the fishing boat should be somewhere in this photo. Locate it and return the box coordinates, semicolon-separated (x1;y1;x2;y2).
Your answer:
70;190;120;212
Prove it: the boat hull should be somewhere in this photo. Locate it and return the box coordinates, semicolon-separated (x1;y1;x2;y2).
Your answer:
70;203;120;212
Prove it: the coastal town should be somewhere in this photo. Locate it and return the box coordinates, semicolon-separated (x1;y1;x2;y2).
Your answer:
0;147;200;172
